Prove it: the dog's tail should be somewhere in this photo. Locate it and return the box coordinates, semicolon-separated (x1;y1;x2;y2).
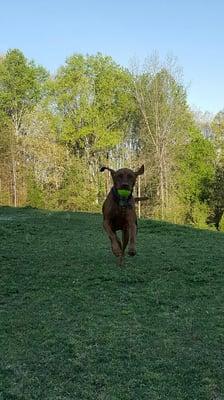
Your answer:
134;196;149;203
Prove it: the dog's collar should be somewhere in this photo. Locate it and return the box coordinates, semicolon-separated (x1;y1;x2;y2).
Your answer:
112;187;133;208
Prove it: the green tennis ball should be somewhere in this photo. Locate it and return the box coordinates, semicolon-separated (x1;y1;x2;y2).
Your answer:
117;189;131;198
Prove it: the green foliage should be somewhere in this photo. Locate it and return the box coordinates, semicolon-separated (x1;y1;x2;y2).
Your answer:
205;166;224;230
211;110;224;143
0;118;12;156
53;53;135;152
56;157;99;211
175;127;215;223
207;166;224;208
202;111;224;230
0;49;48;132
26;174;45;208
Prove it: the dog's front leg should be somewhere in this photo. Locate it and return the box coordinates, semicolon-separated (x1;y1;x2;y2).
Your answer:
128;222;137;256
103;220;123;258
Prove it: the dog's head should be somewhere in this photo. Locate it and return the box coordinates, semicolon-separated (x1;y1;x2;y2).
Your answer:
100;165;144;192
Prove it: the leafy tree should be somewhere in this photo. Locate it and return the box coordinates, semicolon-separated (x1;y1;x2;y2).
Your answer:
175;127;215;225
0;49;48;135
0;49;49;205
206;166;224;230
132;55;192;218
53;53;135;154
26;173;45;208
211;110;224;159
56;157;99;211
0;120;12;204
205;110;224;229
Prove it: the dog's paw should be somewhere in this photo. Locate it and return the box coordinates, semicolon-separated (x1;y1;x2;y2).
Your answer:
114;250;123;258
128;249;136;257
117;255;124;267
112;244;123;258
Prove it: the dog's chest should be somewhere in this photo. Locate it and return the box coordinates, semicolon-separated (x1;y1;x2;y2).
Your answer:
110;210;129;231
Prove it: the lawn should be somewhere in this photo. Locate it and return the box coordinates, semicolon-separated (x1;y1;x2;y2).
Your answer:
1;206;224;400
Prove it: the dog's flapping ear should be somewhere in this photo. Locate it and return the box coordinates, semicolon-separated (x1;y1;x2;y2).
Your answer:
100;166;116;178
135;165;144;176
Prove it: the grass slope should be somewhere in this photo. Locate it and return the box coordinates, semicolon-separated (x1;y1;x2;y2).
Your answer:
1;207;224;400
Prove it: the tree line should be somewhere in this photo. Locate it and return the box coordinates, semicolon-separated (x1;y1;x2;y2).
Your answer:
1;49;224;229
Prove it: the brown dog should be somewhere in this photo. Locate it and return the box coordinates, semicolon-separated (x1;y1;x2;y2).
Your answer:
100;165;145;263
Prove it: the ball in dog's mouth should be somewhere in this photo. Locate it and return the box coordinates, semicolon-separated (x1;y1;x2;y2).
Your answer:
117;189;131;198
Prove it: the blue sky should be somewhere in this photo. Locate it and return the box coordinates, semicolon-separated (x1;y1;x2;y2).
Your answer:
1;0;224;114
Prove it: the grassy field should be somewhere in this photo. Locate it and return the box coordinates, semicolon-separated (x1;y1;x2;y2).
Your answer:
1;206;224;400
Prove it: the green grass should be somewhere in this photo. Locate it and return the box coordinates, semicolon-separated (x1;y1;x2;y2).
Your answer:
1;206;224;400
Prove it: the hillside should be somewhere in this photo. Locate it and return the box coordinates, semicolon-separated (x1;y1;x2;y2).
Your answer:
1;207;224;399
